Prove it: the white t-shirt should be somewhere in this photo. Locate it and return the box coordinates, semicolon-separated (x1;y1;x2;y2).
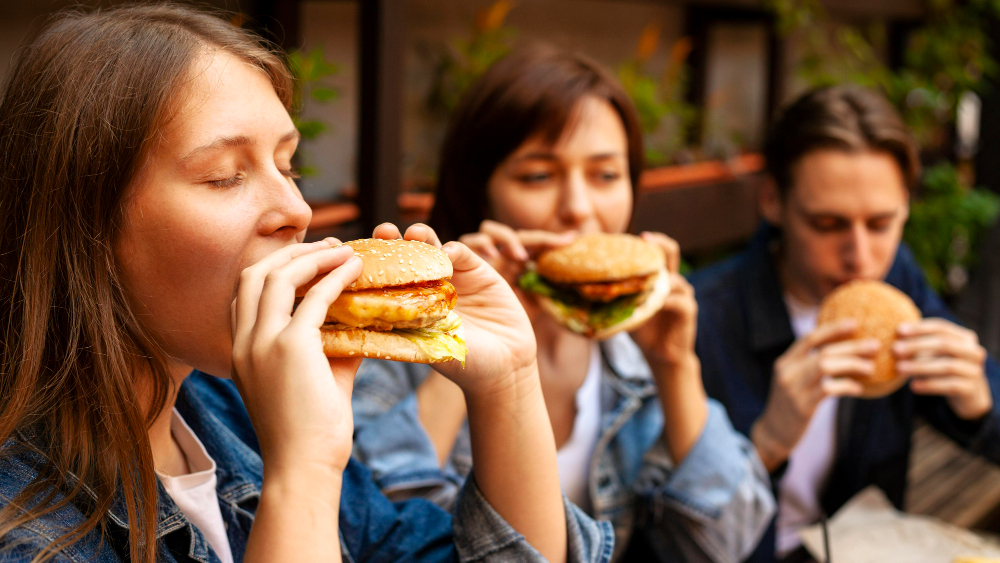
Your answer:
556;343;603;513
156;409;235;563
775;294;839;556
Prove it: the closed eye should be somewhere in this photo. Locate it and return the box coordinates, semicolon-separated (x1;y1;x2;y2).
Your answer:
280;168;301;180
210;173;245;189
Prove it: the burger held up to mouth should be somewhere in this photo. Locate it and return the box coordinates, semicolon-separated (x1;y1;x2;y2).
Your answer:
517;233;670;339
817;279;922;398
298;238;467;364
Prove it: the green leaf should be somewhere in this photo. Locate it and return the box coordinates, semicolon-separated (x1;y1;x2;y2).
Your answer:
295;119;326;140
311;87;340;103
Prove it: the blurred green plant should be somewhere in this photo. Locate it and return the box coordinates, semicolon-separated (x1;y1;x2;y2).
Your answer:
428;1;516;114
905;163;1000;295
617;24;699;166
769;0;1000;295
766;0;1000;150
288;47;341;176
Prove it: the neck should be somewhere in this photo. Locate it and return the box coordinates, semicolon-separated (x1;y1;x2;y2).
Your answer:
533;314;593;394
147;363;193;477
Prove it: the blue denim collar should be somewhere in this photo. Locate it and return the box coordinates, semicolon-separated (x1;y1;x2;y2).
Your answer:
106;373;263;538
600;333;657;399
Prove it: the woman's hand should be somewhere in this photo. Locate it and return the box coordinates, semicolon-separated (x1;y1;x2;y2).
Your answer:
459;219;576;284
895;318;992;420
231;239;363;473
232;238;364;563
375;222;541;395
373;223;567;562
628;232;692;367
627;231;709;462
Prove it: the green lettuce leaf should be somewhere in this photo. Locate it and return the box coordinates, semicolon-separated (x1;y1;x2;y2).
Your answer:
518;269;642;334
395;312;467;364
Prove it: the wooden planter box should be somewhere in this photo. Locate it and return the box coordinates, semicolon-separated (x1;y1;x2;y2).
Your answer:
307;153;765;252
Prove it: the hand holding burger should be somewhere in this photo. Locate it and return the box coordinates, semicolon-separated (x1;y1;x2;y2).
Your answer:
368;223;540;396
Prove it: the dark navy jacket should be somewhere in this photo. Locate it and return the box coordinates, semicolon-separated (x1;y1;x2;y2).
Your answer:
0;372;611;562
689;225;1000;563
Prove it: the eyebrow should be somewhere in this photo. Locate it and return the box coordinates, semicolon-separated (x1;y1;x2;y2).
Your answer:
802;209;900;221
512;151;624;163
180;129;301;163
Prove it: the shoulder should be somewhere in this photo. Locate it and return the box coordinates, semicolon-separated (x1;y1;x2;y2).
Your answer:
0;442;114;562
688;251;750;306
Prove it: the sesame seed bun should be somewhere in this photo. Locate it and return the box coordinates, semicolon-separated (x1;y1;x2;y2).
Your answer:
321;322;466;364
817;280;921;398
300;238;466;364
535;233;665;284
346;238;453;290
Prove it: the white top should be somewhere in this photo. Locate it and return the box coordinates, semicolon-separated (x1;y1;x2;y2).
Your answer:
556;343;603;513
775;294;840;556
156;409;235;563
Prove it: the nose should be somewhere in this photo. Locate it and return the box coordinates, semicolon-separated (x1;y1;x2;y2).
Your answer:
557;170;595;229
844;222;874;274
257;170;312;238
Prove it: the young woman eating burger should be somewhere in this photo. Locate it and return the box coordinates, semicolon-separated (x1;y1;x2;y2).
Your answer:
351;45;775;562
0;6;611;562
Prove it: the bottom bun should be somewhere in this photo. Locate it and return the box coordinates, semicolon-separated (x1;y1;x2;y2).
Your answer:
536;267;670;340
321;325;465;364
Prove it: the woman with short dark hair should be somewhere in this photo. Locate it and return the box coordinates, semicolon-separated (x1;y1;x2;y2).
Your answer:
352;45;775;563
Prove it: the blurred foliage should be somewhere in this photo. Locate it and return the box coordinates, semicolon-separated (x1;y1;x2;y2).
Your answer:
288;47;341;177
905;164;1000;295
617;24;699;166
768;0;1000;295
766;0;1000;150
427;1;516;114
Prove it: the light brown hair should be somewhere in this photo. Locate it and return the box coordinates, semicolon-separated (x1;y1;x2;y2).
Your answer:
0;4;291;561
428;44;645;242
764;85;920;195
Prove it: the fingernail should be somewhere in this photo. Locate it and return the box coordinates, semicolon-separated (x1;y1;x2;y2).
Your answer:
898;322;913;334
892;341;906;353
865;339;880;351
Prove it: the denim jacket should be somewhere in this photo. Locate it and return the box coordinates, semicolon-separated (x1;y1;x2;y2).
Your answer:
0;371;612;563
352;333;775;562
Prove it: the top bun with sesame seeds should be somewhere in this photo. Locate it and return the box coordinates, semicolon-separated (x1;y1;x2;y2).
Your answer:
817;279;921;398
517;233;670;340
345;238;453;290
297;238;467;364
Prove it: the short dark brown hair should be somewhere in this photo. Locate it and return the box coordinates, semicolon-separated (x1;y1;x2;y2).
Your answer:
428;44;645;242
764;85;920;195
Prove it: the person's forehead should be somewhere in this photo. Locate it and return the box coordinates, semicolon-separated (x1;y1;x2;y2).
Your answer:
512;97;627;160
158;51;288;154
790;149;907;214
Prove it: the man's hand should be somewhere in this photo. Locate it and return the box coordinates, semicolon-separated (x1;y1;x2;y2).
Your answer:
895;318;992;421
752;320;878;471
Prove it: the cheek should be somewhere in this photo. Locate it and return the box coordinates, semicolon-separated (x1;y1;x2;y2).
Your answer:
593;184;633;233
116;193;253;369
488;180;560;231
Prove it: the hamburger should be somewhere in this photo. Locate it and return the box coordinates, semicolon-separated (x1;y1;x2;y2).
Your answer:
817;280;921;398
299;238;467;364
517;233;670;339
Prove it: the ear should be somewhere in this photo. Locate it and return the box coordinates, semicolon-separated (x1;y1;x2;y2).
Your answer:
759;177;784;226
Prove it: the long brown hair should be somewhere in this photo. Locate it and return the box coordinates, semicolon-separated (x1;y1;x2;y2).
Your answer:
764;85;920;195
428;44;646;242
0;5;291;561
